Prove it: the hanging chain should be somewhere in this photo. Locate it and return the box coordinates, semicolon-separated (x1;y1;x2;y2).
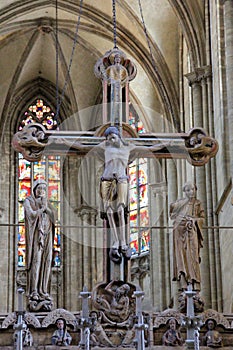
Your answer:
138;0;177;128
55;0;59;118
138;0;157;73
55;0;84;119
112;0;117;48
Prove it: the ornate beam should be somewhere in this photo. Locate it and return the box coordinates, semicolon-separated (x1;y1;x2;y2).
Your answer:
12;122;218;167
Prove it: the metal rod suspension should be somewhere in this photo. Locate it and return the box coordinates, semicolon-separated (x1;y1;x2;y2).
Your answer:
112;0;117;48
138;0;156;71
55;0;83;119
55;0;59;118
138;0;177;130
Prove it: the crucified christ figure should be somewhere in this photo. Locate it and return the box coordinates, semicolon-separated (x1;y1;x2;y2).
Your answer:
12;122;218;263
63;126;169;263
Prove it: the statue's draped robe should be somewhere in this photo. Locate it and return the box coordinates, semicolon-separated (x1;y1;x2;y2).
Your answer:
24;193;55;298
170;197;204;290
51;329;72;346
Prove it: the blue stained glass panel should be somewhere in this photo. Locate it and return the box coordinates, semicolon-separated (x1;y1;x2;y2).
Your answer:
18;247;26;267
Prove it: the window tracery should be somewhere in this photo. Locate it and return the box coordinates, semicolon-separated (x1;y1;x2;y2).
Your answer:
18;99;58;130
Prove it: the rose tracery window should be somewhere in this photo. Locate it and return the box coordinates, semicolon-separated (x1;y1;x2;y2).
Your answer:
17;99;61;267
18;99;58;130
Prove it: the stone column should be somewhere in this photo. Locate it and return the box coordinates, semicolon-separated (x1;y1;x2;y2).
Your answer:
76;205;99;291
185;68;210;306
186;72;203;126
201;66;219;310
150;182;167;310
185;69;206;209
185;67;210;206
222;0;233;199
203;69;218;310
167;160;179;309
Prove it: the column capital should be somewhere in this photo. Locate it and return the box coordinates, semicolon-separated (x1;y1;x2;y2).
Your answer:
185;65;212;86
150;182;167;196
75;204;98;224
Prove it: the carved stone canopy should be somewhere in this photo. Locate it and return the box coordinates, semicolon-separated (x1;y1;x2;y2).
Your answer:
41;308;77;328
2;312;41;329
94;47;137;84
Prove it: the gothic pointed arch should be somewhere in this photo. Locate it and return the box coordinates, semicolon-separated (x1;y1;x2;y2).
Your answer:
168;0;206;68
6;77;73;146
9;77;77;134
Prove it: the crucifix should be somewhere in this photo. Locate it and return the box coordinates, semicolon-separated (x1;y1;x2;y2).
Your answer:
12;48;218;281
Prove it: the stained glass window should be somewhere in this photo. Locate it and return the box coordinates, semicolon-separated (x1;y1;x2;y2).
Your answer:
129;111;149;255
129;110;146;134
17;99;61;267
18;99;58;130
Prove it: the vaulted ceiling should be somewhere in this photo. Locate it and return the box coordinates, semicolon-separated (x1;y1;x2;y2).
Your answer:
0;0;205;134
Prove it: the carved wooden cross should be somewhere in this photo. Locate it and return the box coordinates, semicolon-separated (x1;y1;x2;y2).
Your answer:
12;122;218;166
12;114;218;281
11;47;219;279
